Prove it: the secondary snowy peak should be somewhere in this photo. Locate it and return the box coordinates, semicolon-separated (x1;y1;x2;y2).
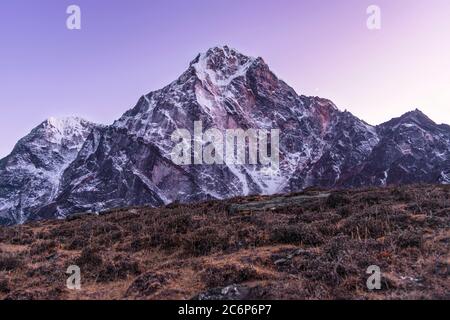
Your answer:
378;109;444;134
37;116;96;146
343;108;450;187
3;116;96;169
45;116;92;134
46;116;88;129
0;117;98;225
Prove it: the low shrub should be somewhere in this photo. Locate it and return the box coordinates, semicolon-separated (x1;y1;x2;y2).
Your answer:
184;227;229;256
0;254;23;271
201;264;259;288
270;225;323;246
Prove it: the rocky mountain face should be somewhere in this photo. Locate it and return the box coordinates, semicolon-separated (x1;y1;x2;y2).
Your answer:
0;117;98;225
1;46;449;225
341;110;450;187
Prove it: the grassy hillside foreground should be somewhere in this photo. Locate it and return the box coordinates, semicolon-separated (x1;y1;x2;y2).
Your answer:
0;185;448;300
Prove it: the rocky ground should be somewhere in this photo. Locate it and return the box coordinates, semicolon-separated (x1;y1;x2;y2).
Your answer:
0;184;448;300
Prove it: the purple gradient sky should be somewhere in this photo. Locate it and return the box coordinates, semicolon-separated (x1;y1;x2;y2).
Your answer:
1;0;449;157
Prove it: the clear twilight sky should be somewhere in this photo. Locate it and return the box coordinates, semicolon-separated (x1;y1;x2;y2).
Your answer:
0;0;449;157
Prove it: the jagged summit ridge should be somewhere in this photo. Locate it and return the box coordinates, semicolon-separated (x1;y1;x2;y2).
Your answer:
191;46;259;87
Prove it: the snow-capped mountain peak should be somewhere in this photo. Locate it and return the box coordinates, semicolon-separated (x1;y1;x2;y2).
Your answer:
45;116;90;133
0;117;98;225
41;116;95;145
191;46;257;87
1;47;449;225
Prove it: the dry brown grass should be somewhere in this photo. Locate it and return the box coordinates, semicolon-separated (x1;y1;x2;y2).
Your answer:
0;184;448;300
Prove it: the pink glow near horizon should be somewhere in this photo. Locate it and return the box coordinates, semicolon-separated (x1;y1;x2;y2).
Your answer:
0;0;449;157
